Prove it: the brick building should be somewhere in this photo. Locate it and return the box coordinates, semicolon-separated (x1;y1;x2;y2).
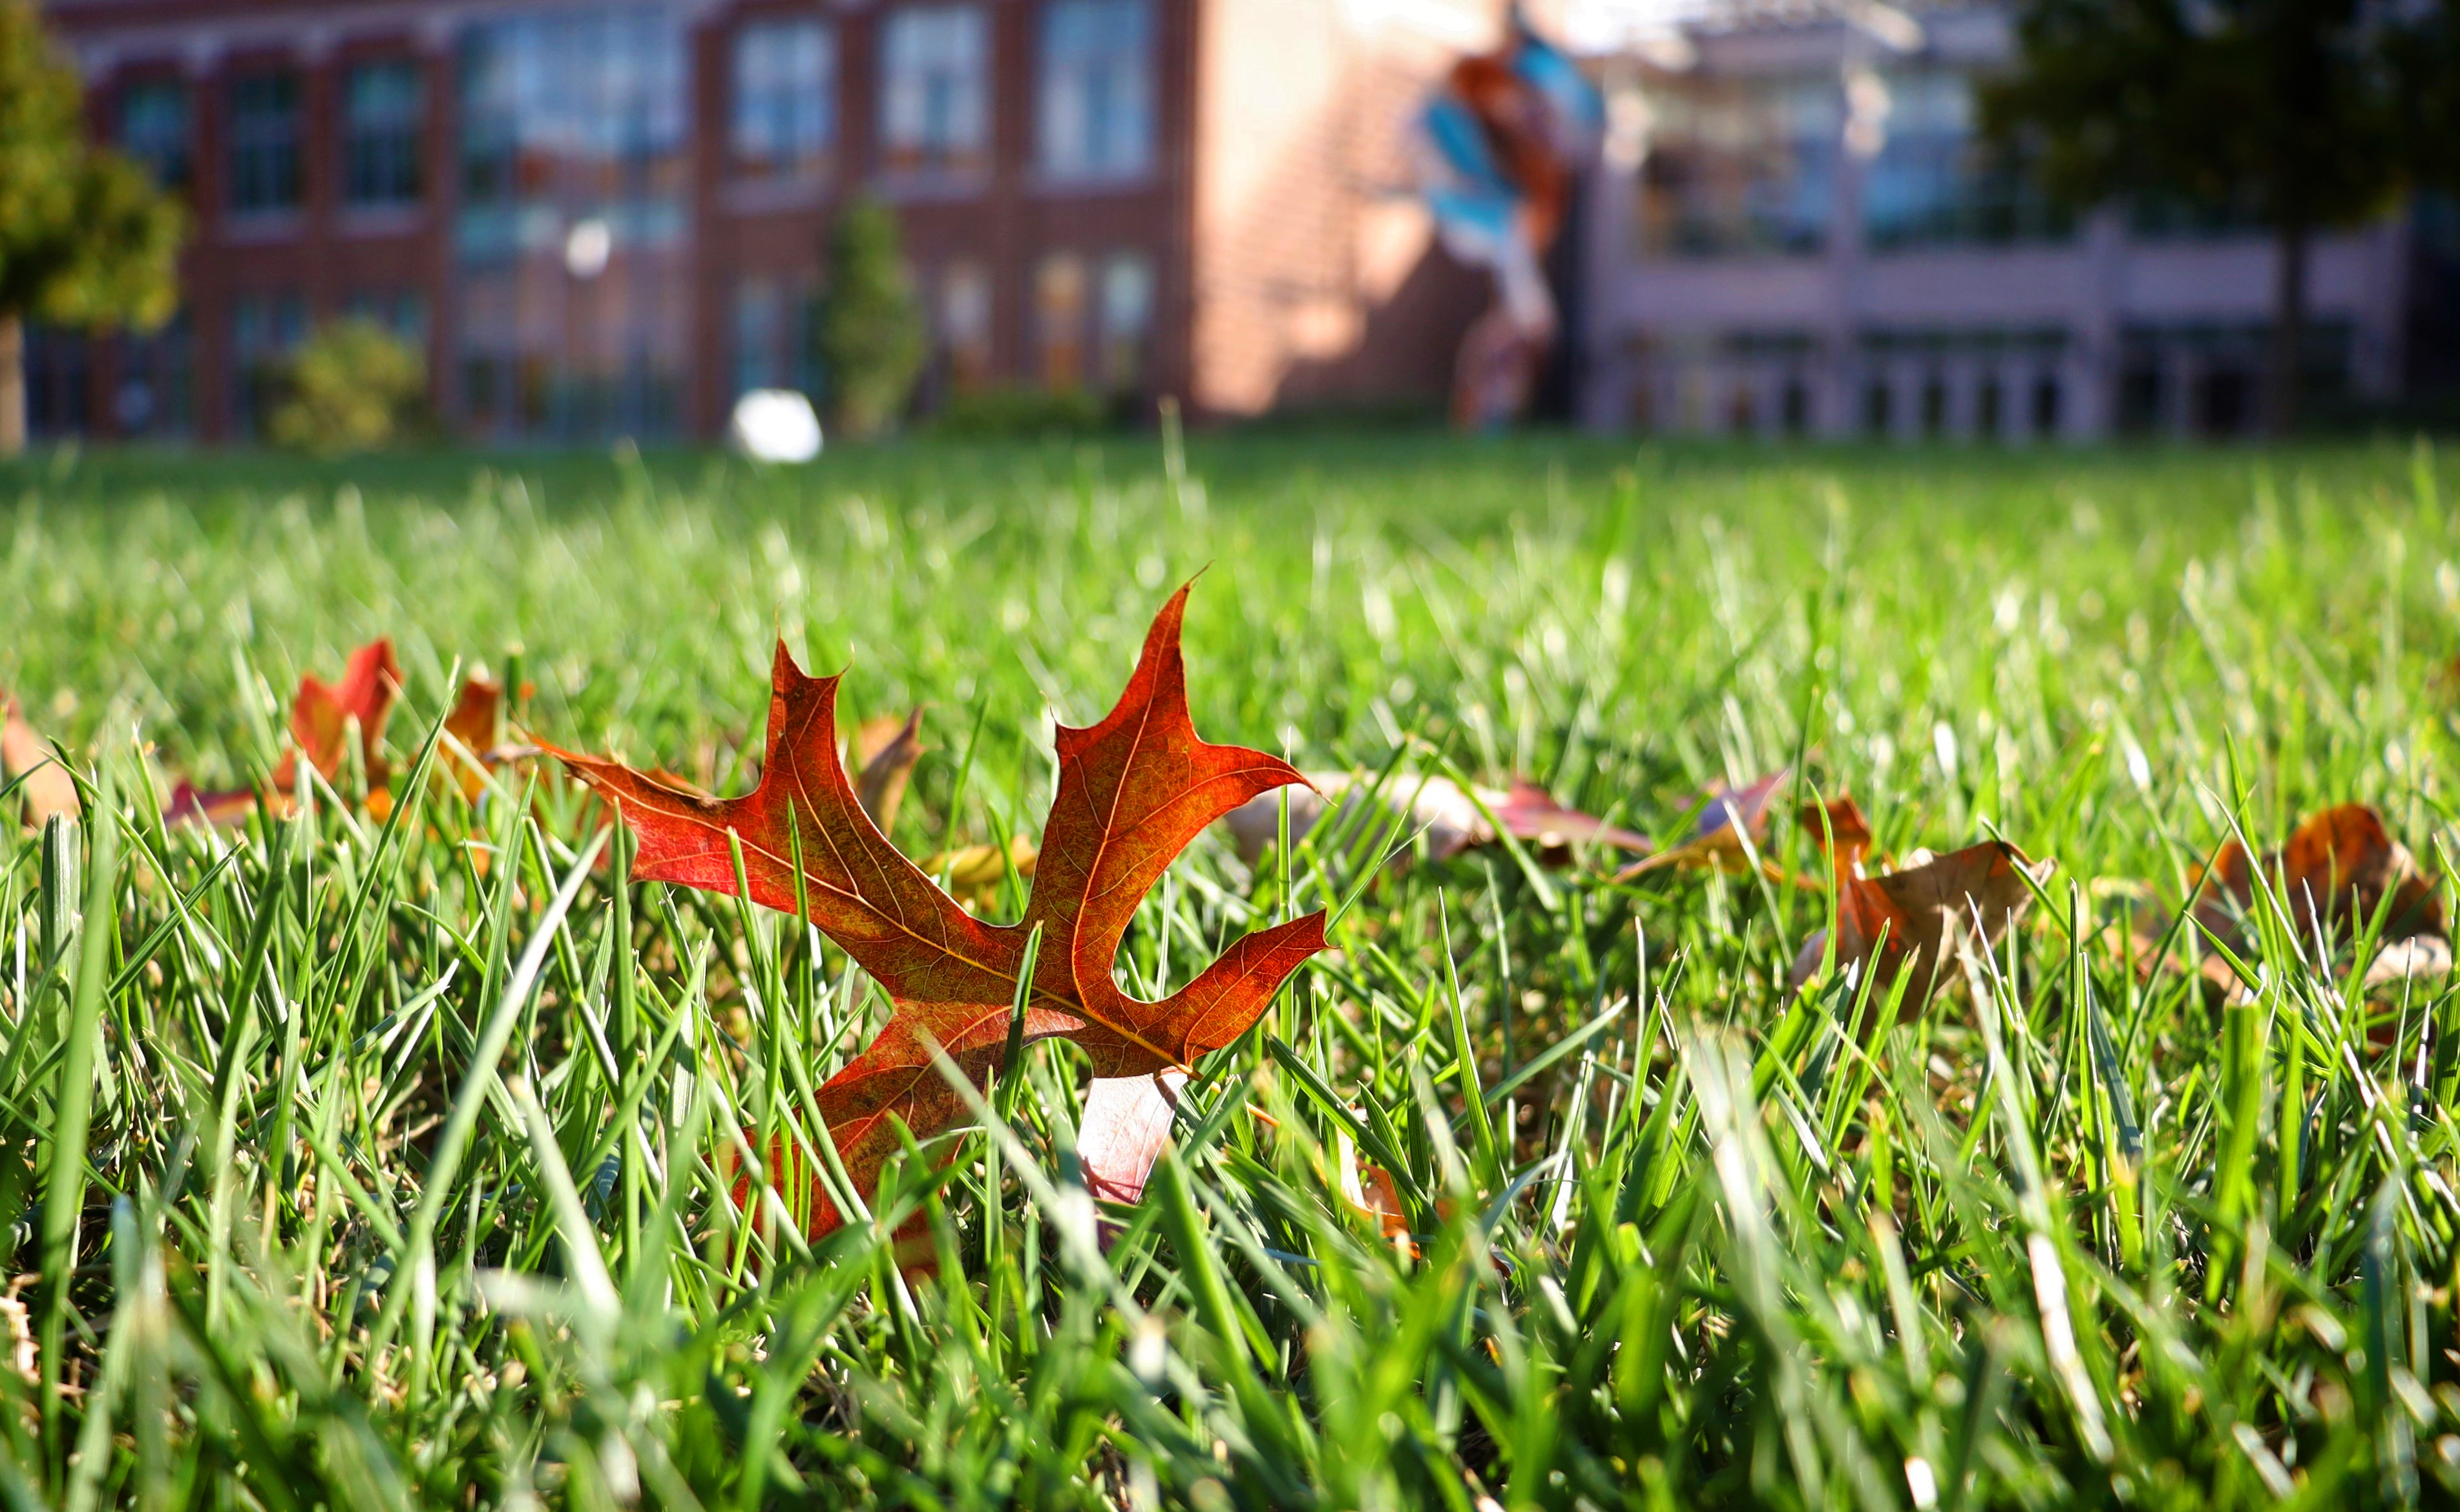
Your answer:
29;0;1506;444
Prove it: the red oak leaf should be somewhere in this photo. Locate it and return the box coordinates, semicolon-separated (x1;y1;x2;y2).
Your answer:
171;638;402;824
280;638;401;793
552;585;1327;1230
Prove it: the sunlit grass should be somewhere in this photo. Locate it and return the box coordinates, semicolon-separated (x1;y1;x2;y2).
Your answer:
1;433;2455;1509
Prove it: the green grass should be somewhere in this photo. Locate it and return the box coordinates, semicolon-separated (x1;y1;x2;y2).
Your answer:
3;432;2458;1509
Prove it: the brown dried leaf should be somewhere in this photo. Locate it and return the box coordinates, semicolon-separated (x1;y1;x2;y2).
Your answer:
2133;804;2448;994
1789;837;2052;1022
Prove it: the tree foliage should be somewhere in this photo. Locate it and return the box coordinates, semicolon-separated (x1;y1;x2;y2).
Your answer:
817;196;925;441
1982;0;2453;430
266;318;427;456
0;0;183;450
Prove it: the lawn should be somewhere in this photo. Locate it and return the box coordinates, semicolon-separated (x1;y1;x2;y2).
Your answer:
1;432;2455;1509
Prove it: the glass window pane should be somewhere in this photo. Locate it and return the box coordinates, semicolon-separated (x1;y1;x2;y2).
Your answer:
1635;75;1834;256
1034;253;1086;389
453;6;691;440
732;20;836;177
939;260;993;392
344;60;426;208
1097;251;1153;391
1861;68;2070;249
118;80;191;189
1038;0;1153;181
228;72;302;215
881;5;989;174
733;278;780;396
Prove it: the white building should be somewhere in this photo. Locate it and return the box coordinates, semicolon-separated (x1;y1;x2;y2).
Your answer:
1573;0;2416;440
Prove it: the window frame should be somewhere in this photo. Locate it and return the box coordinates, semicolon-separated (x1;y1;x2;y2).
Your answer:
341;58;428;212
1036;0;1157;185
118;77;193;191
227;68;305;218
878;3;992;178
730;17;837;180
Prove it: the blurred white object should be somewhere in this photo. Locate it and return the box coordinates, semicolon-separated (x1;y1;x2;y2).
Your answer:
727;389;824;463
563;217;612;280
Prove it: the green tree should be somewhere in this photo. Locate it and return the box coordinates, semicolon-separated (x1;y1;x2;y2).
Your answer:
1983;0;2450;434
818;196;924;440
0;0;183;454
267;319;426;456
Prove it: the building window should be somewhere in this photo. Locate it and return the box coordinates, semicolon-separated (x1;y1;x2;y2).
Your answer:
1034;253;1087;389
456;8;691;439
1919;374;1949;436
2030;373;2061;436
732;280;780;396
1780;379;1809;435
228;70;303;216
938;260;993;392
116;313;194;437
23;328;90;439
1636;76;1836;256
880;5;989;176
343;60;425;209
1097;251;1153;391
732;20;836;178
1862;379;1891;436
731;278;821;398
118;79;191;189
1038;0;1154;182
229;291;306;436
1863;69;2070;250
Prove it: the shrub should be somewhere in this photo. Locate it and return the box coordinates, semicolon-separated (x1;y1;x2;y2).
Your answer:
266;318;425;455
930;384;1111;439
817;197;923;440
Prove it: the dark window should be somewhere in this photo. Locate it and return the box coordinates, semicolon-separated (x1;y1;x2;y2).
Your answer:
118;79;191;189
23;326;90;439
463;353;505;429
1920;375;1949;436
1780;379;1810;435
1975;376;2002;437
344;61;425;208
1725;384;1757;433
2196;366;2253;436
1862;379;1892;436
731;20;835;177
229;292;306;436
2117;364;2163;434
2030;374;2061;435
228;72;302;215
116;313;194;437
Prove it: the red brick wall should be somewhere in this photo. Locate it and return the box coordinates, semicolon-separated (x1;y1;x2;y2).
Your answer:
39;0;1494;441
